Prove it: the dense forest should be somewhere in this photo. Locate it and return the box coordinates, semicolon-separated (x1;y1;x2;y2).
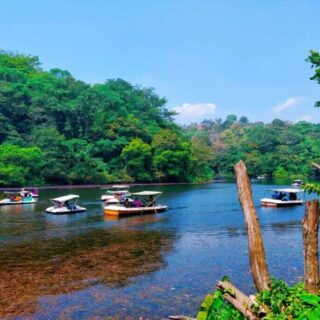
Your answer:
0;50;319;186
184;117;320;178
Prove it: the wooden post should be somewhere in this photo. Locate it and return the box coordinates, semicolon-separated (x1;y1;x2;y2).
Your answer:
311;162;320;171
302;199;319;294
234;160;270;291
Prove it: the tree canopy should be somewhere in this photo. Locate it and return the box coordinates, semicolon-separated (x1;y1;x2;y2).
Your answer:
0;50;213;186
0;50;319;186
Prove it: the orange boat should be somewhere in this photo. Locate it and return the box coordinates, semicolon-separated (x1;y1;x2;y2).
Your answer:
104;191;168;217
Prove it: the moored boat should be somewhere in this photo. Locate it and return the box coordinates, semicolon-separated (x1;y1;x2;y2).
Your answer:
0;191;37;205
260;188;304;207
100;185;130;203
291;180;303;187
21;187;39;198
104;191;168;217
46;195;86;214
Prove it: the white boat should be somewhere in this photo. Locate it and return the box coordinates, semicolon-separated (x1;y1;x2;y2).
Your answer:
100;185;130;203
257;174;266;180
0;192;37;205
291;180;303;187
261;188;304;207
21;187;39;197
46;194;86;214
104;191;168;217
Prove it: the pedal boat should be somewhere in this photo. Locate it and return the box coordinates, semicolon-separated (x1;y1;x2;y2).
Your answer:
104;191;168;217
0;192;37;205
21;187;39;198
100;185;130;203
46;195;86;214
261;188;304;207
291;180;303;187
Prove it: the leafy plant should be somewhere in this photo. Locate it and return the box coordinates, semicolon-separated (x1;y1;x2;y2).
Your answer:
197;279;320;319
197;290;244;320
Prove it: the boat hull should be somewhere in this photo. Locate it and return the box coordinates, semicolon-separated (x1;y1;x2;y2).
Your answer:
104;205;168;217
261;198;303;207
0;200;37;206
46;206;87;214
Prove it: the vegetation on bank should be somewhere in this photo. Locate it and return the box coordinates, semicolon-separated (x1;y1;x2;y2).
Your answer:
1;50;320;186
0;50;213;186
184;117;320;179
197;279;320;320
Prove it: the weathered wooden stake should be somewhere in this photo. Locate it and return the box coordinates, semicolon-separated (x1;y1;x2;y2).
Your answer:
216;281;261;320
234;160;270;292
311;162;320;171
302;199;319;294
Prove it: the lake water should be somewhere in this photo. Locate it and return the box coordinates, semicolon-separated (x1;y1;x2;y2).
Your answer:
0;182;316;319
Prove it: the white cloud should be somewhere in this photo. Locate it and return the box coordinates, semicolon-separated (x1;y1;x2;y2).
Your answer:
300;114;311;122
272;97;305;113
172;102;217;124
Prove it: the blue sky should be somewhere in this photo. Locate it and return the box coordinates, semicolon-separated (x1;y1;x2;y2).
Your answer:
1;0;319;124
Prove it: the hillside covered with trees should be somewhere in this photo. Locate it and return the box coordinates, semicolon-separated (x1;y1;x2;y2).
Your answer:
184;116;320;179
0;50;319;186
0;51;214;186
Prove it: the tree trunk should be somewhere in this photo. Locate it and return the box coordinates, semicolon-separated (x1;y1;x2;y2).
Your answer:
234;160;270;291
302;199;319;294
311;162;320;171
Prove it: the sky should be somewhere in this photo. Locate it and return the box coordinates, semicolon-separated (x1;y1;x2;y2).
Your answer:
1;0;320;124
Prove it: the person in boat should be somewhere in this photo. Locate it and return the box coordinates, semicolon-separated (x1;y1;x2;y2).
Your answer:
14;194;22;202
124;198;130;208
132;198;143;207
65;200;75;210
148;195;155;206
23;194;33;202
289;192;297;200
272;191;280;199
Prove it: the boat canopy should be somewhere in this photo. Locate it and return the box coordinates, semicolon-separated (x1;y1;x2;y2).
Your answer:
132;191;162;196
51;195;79;202
4;191;21;195
101;184;129;190
111;185;129;189
268;188;303;193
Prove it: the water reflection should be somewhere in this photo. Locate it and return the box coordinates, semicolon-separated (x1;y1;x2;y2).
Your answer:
0;203;36;215
0;183;315;319
0;228;174;318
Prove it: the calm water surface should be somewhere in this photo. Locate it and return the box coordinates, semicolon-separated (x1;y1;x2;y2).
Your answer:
0;182;315;319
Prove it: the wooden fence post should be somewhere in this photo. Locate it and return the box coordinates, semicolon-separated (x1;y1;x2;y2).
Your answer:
234;160;270;292
302;199;319;294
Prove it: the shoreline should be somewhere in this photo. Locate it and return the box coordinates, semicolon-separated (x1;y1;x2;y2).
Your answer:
0;180;231;191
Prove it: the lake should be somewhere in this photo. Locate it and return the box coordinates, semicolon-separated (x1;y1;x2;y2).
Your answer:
0;182;315;319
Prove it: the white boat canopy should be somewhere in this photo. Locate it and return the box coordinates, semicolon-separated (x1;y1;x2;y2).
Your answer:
111;185;129;188
101;185;130;190
51;195;79;202
4;191;21;195
268;188;303;193
132;191;162;196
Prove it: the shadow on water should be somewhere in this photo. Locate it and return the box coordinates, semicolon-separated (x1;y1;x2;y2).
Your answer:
0;227;174;318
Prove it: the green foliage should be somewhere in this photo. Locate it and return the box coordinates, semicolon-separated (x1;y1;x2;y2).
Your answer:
303;182;320;195
185;117;320;179
0;144;44;186
0;50;213;186
197;290;244;320
257;279;320;319
198;279;320;320
121;138;152;181
273;166;289;178
306;50;320;107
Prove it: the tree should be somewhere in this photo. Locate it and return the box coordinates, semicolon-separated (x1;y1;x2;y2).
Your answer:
120;138;152;181
306;50;320;107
